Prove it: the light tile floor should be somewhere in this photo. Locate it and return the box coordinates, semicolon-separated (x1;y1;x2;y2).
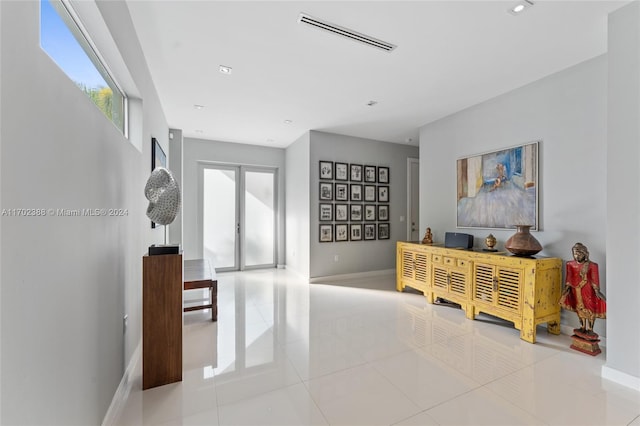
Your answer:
114;269;640;426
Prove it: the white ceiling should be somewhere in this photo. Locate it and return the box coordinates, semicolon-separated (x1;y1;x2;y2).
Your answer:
126;1;627;148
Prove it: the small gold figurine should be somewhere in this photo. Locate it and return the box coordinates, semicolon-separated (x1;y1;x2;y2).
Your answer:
422;227;433;245
484;234;497;251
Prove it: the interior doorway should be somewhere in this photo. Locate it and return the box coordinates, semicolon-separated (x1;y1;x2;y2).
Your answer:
407;157;420;241
200;164;277;271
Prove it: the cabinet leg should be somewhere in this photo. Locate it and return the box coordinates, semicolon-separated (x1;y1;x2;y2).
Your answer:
425;292;434;304
465;305;475;320
520;326;536;343
547;320;561;335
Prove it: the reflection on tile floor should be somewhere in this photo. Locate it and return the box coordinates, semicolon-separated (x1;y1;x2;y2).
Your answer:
114;269;640;426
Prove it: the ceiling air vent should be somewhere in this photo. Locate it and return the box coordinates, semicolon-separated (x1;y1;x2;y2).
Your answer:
297;13;396;52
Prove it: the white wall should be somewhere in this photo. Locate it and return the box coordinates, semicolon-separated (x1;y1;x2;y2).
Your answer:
168;128;183;246
604;1;640;387
309;131;419;278
285;132;311;278
0;1;168;424
420;55;608;335
182;137;286;265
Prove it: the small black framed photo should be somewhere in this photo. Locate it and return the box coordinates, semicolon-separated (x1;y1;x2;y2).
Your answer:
350;164;363;182
335;162;348;181
364;185;377;202
350;184;363;201
319;203;333;221
378;166;389;183
319;224;333;242
335;183;348;201
378;223;390;239
378;205;389;221
350;224;363;241
335;204;348;221
320;182;333;200
335;224;348;242
364;224;376;240
364;165;377;183
350;204;362;221
319;161;333;180
378;185;389;203
365;204;376;221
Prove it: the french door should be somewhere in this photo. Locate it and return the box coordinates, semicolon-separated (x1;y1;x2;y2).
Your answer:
200;164;276;271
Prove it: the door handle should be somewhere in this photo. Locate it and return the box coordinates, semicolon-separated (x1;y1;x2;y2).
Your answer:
237;223;240;234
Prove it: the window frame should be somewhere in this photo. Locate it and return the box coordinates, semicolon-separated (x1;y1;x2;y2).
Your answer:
40;0;129;137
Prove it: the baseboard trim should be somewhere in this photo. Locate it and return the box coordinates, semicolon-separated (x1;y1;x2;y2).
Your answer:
102;340;141;426
310;269;395;283
602;365;640;391
276;264;286;269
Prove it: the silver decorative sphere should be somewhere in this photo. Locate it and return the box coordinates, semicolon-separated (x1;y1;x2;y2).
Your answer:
145;167;181;225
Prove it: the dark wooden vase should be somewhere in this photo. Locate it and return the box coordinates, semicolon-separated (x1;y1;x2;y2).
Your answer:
505;225;542;256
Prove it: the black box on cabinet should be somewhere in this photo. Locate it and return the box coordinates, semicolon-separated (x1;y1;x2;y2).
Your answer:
444;232;474;249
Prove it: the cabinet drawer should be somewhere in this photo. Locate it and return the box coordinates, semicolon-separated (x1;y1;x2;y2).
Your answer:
432;254;442;264
444;257;454;266
457;259;469;268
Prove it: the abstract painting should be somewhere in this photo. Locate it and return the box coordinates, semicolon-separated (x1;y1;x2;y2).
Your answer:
457;141;538;229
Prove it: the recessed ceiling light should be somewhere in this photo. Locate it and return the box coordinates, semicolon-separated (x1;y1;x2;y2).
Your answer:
266;138;275;143
219;65;232;74
367;101;378;106
508;0;533;15
194;104;205;110
195;129;203;133
284;120;293;124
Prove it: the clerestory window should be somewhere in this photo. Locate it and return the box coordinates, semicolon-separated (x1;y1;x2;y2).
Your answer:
40;0;127;135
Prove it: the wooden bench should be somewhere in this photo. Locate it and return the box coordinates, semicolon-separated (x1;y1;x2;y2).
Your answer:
183;259;217;321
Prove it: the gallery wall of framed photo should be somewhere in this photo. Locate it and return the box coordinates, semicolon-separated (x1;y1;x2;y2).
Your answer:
318;160;390;243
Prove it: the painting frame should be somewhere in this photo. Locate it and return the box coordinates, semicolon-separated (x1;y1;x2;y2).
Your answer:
378;186;389;203
319;161;333;180
364;223;376;240
364;185;376;202
335;224;349;242
378;205;389;221
335;204;349;221
378;166;389;184
364;204;376;221
456;141;539;230
335;162;349;181
319;203;333;221
151;137;166;228
350;224;363;241
319;224;333;243
152;137;166;171
319;182;333;201
350;204;362;221
335;183;348;201
350;164;363;182
364;165;377;183
350;184;363;201
378;223;390;239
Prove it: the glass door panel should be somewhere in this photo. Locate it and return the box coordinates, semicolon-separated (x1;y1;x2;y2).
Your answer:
203;167;238;270
244;170;275;268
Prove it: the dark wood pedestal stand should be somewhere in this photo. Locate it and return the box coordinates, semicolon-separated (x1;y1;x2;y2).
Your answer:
570;329;602;356
142;253;183;389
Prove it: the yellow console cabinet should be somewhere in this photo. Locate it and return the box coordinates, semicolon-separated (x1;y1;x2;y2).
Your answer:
396;243;430;293
396;242;562;343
